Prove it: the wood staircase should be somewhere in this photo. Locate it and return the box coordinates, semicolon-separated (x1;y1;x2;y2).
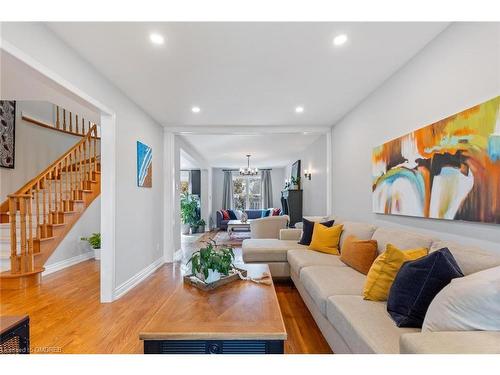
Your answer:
0;123;101;289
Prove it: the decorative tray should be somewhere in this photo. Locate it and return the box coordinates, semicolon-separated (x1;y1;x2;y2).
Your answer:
183;267;248;291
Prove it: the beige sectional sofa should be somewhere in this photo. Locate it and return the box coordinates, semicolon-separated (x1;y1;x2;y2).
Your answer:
242;218;500;354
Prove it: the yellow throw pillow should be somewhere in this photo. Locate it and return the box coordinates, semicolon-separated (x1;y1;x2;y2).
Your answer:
308;224;344;255
363;243;428;301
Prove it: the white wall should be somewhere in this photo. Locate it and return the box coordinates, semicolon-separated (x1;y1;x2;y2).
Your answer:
331;22;500;252
285;135;328;216
0;101;97;201
1;23;165;287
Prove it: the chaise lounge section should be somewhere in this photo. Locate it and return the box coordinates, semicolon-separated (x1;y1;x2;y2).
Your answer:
242;218;500;354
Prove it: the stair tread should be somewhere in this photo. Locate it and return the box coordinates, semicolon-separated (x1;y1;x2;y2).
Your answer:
0;267;45;278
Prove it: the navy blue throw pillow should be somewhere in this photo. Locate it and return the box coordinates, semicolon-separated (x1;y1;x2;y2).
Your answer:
228;210;237;220
387;248;464;328
298;218;335;246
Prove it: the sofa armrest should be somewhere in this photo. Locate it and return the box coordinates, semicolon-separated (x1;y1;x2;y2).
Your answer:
279;228;302;241
400;331;500;354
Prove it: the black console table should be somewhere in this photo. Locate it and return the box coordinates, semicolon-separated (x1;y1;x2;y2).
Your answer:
281;189;303;227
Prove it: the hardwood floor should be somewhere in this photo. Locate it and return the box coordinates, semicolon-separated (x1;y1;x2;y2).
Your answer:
0;257;331;354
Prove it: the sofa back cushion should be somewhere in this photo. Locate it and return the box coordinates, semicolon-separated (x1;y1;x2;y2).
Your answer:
430;240;500;276
338;221;377;249
246;210;265;219
340;235;378;275
371;227;434;254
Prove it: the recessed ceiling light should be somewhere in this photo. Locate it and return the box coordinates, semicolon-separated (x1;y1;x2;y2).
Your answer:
295;106;304;113
333;34;348;46
149;33;165;45
191;106;201;113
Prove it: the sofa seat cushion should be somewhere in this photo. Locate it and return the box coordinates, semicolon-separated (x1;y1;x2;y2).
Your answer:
242;239;305;262
326;295;419;354
287;249;347;275
371;227;434;254
430;240;500;276
400;331;500;354
300;266;365;315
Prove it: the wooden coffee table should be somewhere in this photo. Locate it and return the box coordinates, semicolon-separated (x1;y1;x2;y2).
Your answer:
139;264;287;354
227;219;253;238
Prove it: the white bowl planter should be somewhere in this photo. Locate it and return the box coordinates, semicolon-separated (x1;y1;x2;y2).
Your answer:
199;269;221;284
94;248;101;260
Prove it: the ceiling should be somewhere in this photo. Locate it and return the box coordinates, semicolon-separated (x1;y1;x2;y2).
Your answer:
179;133;323;168
46;22;449;127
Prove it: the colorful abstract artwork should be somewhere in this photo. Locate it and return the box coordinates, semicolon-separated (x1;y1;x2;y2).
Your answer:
0;100;16;169
372;96;500;224
137;141;152;188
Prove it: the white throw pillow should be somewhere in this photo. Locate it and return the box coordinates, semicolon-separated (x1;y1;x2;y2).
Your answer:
422;265;500;332
234;210;242;220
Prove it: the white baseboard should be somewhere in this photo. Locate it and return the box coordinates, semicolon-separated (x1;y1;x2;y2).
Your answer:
113;256;165;300
43;251;94;276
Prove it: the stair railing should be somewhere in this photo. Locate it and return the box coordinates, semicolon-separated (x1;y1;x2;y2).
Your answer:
5;124;99;274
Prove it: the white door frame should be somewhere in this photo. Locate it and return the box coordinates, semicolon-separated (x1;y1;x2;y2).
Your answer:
1;42;117;303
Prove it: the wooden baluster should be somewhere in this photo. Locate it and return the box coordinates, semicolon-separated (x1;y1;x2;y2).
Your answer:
76;114;79;134
63;109;67;131
66;156;70;209
82;118;85;134
56;106;60;129
27;194;34;271
42;178;46;236
80;143;84;189
58;164;63;219
93;126;97;174
83;138;87;186
48;171;53;224
69;112;73;133
35;181;40;240
9;196;20;273
19;197;27;272
70;151;74;201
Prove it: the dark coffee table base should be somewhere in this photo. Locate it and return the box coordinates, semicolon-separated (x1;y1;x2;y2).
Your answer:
144;339;284;354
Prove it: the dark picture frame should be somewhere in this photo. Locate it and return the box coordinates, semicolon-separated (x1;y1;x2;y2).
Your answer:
291;160;301;188
0;100;16;169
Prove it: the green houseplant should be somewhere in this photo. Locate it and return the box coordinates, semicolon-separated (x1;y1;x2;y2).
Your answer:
195;218;206;233
180;193;199;234
187;239;235;283
81;233;101;260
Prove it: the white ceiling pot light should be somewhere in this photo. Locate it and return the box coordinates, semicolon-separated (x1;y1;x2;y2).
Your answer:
191;106;201;113
295;106;304;113
240;155;259;176
149;33;165;45
333;33;348;46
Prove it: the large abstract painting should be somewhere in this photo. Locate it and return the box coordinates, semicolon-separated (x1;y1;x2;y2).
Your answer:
137;141;152;188
372;96;500;224
0;100;16;169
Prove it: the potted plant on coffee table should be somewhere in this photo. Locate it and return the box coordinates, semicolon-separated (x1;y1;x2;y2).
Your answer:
187;240;235;284
81;232;101;260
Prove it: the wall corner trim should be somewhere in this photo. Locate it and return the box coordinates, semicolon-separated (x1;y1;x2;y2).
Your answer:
42;251;95;276
113;256;166;300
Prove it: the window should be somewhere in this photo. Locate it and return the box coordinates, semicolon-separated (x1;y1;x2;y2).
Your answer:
232;172;262;210
180;170;190;195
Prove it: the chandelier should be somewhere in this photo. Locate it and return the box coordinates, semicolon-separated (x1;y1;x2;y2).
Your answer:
239;155;259;176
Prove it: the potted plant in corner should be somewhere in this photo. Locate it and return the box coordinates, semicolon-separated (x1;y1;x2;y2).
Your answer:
180;193;198;235
196;219;206;233
81;233;101;260
188;240;235;284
